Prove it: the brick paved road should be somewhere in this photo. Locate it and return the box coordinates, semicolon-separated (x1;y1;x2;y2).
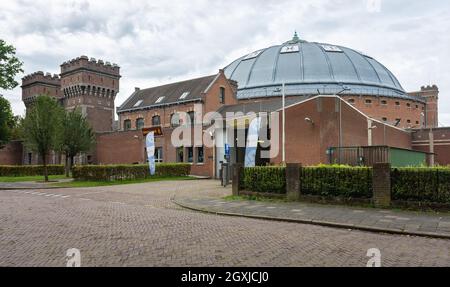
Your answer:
0;180;449;267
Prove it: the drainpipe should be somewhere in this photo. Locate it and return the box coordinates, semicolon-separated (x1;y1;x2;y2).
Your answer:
429;128;435;167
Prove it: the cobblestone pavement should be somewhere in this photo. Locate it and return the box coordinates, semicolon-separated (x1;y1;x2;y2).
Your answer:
175;197;450;238
1;180;449;267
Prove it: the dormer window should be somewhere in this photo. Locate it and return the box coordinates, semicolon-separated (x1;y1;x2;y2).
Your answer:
180;92;190;100
133;100;143;107
155;96;165;104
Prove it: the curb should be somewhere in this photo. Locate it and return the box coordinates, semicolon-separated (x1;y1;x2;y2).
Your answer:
172;198;450;240
0;186;72;191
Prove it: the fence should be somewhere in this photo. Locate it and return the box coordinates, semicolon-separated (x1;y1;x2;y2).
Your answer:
328;146;428;167
232;163;450;210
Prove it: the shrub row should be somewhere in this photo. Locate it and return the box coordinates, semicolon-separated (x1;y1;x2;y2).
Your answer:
242;166;286;194
301;165;373;199
72;163;191;181
391;167;450;203
0;165;65;177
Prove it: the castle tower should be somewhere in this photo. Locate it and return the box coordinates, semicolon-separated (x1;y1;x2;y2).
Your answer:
21;72;61;109
408;85;439;128
60;56;121;132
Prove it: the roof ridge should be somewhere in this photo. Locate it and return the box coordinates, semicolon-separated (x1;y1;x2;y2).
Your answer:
138;74;216;92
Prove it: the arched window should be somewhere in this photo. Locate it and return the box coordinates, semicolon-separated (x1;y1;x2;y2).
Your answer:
152;115;161;126
136;118;144;130
124;119;131;131
171;113;180;127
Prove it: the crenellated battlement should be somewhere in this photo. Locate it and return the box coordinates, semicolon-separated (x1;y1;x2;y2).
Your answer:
60;55;120;76
421;85;439;92
22;71;61;87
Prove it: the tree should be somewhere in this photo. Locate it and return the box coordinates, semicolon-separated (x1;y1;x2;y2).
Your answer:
0;39;24;90
61;108;95;177
0;95;15;147
22;96;64;182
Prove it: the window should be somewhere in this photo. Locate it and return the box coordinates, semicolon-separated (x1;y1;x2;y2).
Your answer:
416;121;420;125
365;99;372;104
176;147;184;162
152;115;161;126
187;111;195;126
415;105;419;109
136;118;144;130
243;50;263;60
407;120;411;124
171;113;180;127
382;117;387;122
196;147;204;163
155;96;165;104
124;119;131;131
348;99;355;104
320;44;343;52
186;147;194;163
133;100;143;107
407;103;411;108
395;101;400;106
154;147;163;163
281;45;300;54
381;100;387;105
219;87;225;104
180;92;190;100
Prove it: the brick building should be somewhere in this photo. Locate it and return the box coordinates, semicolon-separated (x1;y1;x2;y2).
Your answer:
1;34;449;176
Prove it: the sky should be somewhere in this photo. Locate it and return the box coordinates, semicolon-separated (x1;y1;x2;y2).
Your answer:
1;0;450;125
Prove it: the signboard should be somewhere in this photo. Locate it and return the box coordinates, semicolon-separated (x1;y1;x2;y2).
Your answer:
244;117;261;167
142;126;163;137
146;132;156;176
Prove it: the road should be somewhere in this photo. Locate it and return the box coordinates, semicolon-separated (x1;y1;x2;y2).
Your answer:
0;180;449;267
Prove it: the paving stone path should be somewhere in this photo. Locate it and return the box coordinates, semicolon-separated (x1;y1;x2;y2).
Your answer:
175;197;450;238
1;180;449;266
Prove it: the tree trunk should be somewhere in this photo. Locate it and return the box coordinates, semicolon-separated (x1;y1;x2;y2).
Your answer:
70;155;74;177
65;154;70;178
42;154;48;182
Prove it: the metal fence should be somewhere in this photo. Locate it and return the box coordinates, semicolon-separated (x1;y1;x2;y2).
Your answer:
328;146;389;166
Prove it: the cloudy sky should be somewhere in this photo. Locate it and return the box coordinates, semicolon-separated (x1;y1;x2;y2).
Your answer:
1;0;450;125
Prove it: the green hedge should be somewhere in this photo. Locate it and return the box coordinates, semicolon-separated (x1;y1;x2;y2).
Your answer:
301;165;373;199
72;163;191;181
241;165;372;198
242;166;286;194
0;165;65;177
391;167;450;203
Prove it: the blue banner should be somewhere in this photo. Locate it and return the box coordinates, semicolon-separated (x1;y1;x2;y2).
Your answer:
245;117;261;167
146;132;156;175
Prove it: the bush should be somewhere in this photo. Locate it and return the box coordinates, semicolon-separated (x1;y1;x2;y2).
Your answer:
301;165;373;199
72;163;191;181
242;166;286;194
0;165;65;177
391;167;450;203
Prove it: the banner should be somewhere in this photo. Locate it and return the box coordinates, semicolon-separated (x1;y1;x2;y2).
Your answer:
146;131;156;175
244;117;261;167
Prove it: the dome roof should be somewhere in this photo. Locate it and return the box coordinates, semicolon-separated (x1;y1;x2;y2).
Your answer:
224;35;417;101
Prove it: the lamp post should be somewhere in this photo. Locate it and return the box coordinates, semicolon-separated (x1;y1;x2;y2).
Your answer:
336;86;351;163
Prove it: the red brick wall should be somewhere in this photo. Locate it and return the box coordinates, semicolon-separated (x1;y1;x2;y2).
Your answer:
271;96;412;166
95;131;145;165
342;95;425;129
412;128;450;166
0;141;23;165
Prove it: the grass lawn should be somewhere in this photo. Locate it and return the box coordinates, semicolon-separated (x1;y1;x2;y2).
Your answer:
51;176;195;188
0;175;68;183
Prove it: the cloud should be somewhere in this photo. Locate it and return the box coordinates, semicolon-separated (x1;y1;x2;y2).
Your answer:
1;0;449;126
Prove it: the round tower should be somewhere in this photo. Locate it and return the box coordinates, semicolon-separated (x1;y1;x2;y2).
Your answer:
21;72;61;108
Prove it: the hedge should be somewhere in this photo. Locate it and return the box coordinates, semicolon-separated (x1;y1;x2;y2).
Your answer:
241;165;372;198
242;166;286;194
391;167;450;203
301;165;373;199
72;163;191;181
0;165;65;177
